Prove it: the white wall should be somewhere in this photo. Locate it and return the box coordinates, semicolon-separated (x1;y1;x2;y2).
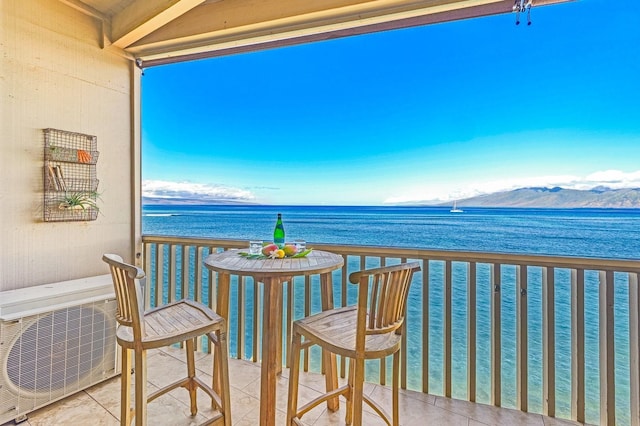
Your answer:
0;0;134;290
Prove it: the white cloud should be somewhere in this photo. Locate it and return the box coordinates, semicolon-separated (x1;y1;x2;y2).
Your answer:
582;170;640;188
384;170;640;204
143;180;256;203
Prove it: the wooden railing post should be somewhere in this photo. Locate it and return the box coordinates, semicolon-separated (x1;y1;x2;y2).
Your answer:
168;244;176;303
154;243;164;308
630;272;640;426
237;276;246;360
491;263;501;407
467;262;477;402
195;246;204;305
340;255;348;379
400;256;409;391
571;268;585;423
516;264;528;412
286;279;293;368
600;270;616;425
253;279;261;363
444;260;452;398
543;266;555;417
143;242;152;310
181;245;189;300
422;259;430;394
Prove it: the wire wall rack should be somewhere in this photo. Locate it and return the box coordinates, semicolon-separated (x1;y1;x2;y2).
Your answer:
43;128;100;222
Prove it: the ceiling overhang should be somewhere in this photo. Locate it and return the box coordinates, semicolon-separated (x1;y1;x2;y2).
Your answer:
62;0;574;67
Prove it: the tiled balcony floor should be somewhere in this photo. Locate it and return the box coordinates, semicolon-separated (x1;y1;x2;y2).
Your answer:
3;347;584;426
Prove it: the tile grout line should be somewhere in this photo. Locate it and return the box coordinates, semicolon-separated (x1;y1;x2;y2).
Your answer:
83;388;120;423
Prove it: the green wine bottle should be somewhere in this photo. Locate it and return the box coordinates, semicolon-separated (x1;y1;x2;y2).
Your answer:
273;213;285;248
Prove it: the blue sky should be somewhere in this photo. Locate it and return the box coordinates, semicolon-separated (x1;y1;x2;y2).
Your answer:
141;0;640;205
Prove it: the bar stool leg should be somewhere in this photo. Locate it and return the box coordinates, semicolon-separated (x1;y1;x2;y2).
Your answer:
286;331;302;425
393;351;400;426
120;347;132;426
216;328;232;426
134;349;148;426
345;357;354;425
352;358;365;426
186;338;198;416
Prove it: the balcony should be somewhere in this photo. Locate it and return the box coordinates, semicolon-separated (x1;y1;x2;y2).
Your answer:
139;235;639;425
5;235;637;425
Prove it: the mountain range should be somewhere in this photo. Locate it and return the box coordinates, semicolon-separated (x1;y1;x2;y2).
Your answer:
448;186;640;208
143;187;640;208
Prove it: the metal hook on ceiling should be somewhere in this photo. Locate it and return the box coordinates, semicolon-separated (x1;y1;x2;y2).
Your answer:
513;0;533;26
513;0;522;25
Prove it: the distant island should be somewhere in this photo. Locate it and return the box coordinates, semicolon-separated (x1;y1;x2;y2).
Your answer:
444;186;640;208
143;197;258;205
143;186;640;208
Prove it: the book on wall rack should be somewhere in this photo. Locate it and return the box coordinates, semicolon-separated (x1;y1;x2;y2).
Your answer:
47;165;67;191
54;166;67;191
47;165;60;190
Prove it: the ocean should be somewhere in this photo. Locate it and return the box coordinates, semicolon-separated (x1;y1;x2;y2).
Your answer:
143;205;640;258
143;204;640;424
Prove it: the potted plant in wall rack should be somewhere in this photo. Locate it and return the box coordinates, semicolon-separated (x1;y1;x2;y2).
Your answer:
58;191;100;214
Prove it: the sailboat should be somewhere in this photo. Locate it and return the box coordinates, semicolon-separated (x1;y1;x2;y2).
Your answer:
450;201;463;213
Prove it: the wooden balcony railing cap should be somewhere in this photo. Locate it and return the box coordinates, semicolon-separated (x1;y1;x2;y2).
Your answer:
142;235;640;272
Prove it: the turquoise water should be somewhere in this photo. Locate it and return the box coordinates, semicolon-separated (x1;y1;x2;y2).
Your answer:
143;205;640;424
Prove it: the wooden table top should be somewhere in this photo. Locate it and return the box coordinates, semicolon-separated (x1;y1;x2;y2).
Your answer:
204;249;344;277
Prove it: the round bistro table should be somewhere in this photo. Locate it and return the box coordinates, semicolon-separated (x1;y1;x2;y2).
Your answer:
204;249;344;426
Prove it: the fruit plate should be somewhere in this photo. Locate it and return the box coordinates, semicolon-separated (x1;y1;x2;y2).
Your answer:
238;248;313;259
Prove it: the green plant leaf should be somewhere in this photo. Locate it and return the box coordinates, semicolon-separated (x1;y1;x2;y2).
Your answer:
292;248;313;258
58;191;100;211
238;252;267;259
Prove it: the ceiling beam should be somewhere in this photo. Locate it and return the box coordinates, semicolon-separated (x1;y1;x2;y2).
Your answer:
111;0;206;48
129;0;501;56
130;0;573;65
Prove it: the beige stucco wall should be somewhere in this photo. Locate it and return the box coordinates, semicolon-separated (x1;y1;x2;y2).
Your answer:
0;1;134;291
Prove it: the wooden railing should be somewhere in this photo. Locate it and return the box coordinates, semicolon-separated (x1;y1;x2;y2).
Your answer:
142;235;640;425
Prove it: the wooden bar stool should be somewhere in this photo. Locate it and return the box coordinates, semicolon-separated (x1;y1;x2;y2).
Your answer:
102;254;231;426
287;262;421;426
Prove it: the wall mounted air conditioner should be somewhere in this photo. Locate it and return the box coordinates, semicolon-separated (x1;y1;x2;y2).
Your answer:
0;275;119;424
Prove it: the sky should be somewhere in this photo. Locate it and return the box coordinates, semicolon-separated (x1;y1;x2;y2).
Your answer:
141;0;640;206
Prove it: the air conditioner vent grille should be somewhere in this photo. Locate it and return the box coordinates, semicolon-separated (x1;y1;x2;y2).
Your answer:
0;299;118;422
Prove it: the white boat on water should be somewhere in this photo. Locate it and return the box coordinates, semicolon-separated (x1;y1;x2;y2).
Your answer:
450;201;463;213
